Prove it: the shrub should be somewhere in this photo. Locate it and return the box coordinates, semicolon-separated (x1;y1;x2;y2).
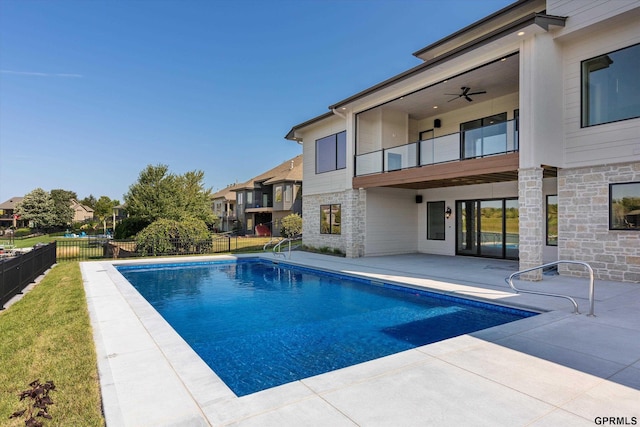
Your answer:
280;213;302;238
114;217;151;239
135;218;211;256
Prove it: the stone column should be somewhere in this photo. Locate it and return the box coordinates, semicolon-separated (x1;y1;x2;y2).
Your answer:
518;167;544;280
344;188;366;258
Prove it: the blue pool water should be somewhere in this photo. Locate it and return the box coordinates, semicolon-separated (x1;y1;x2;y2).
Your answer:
118;259;535;396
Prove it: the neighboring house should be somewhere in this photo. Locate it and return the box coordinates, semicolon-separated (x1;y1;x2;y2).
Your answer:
286;0;640;283
70;199;95;223
233;155;303;237
0;197;26;229
211;184;239;232
112;204;128;222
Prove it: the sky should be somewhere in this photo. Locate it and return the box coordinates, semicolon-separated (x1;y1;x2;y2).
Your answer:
0;0;514;203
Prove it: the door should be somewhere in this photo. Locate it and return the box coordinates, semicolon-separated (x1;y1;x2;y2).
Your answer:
456;198;519;259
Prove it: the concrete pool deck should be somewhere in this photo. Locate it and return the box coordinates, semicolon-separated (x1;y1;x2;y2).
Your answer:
80;253;640;426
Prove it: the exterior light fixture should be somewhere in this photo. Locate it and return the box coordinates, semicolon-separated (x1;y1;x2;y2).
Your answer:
445;206;452;219
517;31;525;36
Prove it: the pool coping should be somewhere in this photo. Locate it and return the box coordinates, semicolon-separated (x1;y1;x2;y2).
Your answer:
81;253;640;426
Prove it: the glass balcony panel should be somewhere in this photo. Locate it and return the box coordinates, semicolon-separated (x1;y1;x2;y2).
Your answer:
356;151;383;175
420;133;459;165
385;143;417;171
355;119;518;176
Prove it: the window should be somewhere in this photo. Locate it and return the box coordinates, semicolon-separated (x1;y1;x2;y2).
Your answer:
320;204;341;234
427;201;445;240
285;185;292;202
246;191;253;205
610;182;640;230
582;43;640;127
275;186;282;203
316;131;346;173
460;113;507;158
546;195;558;246
237;193;243;205
246;217;253;232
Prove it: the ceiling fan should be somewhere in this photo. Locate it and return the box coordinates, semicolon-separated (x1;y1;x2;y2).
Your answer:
445;86;487;102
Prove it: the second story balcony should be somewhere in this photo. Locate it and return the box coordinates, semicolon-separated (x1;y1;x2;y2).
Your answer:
356;119;518;177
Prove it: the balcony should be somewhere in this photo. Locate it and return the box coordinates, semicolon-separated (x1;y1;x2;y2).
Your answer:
356;119;518;176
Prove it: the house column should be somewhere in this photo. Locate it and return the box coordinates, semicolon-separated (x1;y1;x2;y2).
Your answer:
519;167;544;280
344;188;366;258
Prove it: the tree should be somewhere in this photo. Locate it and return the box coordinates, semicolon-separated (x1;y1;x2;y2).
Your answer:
95;196;121;234
124;164;216;225
15;188;56;229
80;194;97;209
135;218;211;256
176;170;215;224
50;189;77;227
124;164;181;222
280;213;302;237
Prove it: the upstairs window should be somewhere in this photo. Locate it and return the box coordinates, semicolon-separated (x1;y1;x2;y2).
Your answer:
582;43;640;127
316;131;346;173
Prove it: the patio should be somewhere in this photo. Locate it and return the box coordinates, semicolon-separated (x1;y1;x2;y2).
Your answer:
81;252;640;426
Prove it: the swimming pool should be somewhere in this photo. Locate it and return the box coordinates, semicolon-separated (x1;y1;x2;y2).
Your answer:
118;259;535;396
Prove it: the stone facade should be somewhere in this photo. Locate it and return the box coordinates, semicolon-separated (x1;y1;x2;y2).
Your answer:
558;161;640;283
302;189;366;257
518;167;544;280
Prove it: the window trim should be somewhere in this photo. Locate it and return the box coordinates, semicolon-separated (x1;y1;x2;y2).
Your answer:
320;204;341;235
315;131;347;174
609;181;640;231
581;42;640;128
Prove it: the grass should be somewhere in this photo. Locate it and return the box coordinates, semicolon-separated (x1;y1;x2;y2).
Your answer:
0;235;55;249
0;262;104;426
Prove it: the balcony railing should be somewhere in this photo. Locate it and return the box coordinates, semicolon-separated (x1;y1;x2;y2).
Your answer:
356;119;518;176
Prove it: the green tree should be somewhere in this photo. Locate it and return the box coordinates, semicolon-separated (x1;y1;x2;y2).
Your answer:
50;189;77;227
80;194;97;209
135;218;211;256
124;164;217;225
15;188;56;229
94;196;121;234
177;170;215;224
280;213;302;237
124;164;181;222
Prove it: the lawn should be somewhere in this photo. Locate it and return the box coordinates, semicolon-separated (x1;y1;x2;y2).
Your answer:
0;262;104;426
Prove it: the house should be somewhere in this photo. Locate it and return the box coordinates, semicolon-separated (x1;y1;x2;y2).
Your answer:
0;197;26;230
70;199;95;223
233;155;303;237
211;184;239;233
286;0;640;283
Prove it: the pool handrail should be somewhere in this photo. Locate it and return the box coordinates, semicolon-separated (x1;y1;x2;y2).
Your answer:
505;260;595;316
273;235;302;259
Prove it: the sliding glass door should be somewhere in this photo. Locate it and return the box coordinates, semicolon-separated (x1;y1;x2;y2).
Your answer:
456;198;519;259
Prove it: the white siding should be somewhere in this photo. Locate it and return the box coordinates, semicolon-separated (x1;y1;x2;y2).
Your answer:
364;188;417;256
548;0;640;35
560;11;640;168
300;116;349;196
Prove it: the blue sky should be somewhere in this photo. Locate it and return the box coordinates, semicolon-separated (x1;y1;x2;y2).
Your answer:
0;0;513;203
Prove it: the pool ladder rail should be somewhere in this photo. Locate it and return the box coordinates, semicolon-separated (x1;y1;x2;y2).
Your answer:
271;235;302;259
506;260;595;317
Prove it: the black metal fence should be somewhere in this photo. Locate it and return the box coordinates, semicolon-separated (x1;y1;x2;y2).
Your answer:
1;242;57;309
54;235;276;262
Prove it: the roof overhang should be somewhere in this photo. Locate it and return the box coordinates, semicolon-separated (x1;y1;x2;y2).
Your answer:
328;13;565;112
